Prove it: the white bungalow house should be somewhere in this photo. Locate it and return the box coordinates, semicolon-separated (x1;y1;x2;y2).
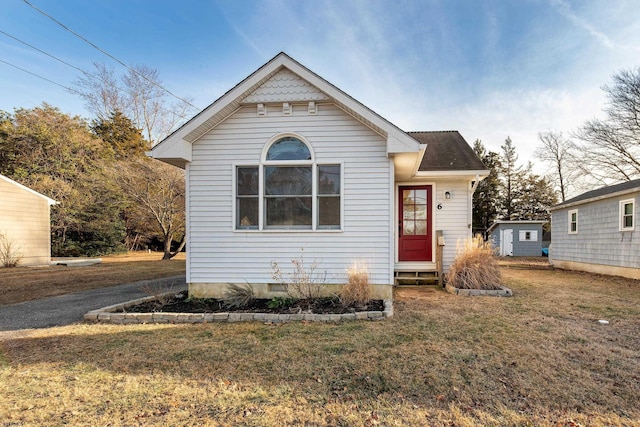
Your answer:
549;179;640;280
0;174;57;267
149;53;488;299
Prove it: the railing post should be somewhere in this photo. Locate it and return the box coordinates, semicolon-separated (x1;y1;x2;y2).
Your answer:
436;230;445;287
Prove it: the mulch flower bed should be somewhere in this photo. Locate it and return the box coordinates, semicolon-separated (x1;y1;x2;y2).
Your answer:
122;290;384;315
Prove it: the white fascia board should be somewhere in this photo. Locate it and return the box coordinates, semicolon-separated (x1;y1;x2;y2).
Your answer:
487;220;548;233
0;174;57;205
413;169;490;178
147;138;192;169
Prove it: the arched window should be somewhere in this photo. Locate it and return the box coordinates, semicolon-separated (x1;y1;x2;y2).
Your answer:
265;137;312;161
235;135;341;231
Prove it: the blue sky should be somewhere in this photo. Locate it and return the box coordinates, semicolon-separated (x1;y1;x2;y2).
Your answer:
1;0;639;167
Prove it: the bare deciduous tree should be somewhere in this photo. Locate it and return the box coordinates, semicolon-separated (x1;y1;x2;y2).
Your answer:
575;68;640;183
114;158;186;260
535;131;578;202
73;63;195;146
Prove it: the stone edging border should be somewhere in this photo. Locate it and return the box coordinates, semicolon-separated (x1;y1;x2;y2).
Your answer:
84;294;394;324
445;284;513;297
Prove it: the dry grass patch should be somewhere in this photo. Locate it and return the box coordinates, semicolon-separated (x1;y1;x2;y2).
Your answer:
447;235;502;290
0;251;185;306
1;266;639;426
341;261;372;307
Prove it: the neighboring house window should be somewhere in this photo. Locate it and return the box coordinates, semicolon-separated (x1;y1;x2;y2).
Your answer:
235;135;341;231
519;230;537;241
620;199;635;231
568;209;578;234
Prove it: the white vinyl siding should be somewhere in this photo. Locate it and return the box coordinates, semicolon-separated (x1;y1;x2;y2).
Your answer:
188;103;391;285
433;179;473;270
0;178;52;267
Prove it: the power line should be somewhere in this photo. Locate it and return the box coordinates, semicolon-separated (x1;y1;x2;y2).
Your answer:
0;29;89;76
0;57;78;93
22;0;199;110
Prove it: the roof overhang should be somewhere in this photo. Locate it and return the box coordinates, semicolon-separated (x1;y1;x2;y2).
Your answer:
149;53;420;169
487;220;548;233
549;187;640;211
0;174;57;205
413;169;490;179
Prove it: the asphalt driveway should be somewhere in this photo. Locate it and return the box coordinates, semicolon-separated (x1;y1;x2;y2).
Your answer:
0;275;186;331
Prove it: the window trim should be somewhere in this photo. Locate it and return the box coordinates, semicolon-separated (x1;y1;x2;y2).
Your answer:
232;134;343;232
619;198;635;231
568;209;578;234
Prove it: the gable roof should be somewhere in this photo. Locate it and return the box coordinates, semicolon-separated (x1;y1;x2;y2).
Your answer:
549;179;640;211
409;131;487;172
0;174;57;205
150;52;421;168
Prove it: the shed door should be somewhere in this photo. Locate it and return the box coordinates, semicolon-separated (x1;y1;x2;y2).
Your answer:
398;186;432;261
501;229;513;256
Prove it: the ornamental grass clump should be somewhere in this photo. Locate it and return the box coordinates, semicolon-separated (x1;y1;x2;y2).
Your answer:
341;261;372;307
446;234;502;290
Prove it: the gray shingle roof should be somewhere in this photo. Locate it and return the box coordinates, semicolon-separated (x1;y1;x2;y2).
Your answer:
552;178;640;209
408;131;487;172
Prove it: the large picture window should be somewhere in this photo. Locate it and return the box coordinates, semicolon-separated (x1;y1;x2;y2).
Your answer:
235;135;341;231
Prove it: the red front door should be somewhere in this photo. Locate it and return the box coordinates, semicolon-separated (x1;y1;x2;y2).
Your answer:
398;185;432;261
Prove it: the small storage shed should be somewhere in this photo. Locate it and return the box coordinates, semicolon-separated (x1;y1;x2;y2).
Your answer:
488;220;547;257
549;179;639;279
0;174;57;267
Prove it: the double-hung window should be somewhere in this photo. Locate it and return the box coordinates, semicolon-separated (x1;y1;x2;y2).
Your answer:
620;199;635;231
235;135;341;231
568;209;578;234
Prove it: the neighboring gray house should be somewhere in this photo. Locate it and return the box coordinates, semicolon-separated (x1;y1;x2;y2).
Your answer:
549;179;640;280
488;220;547;257
0;174;57;267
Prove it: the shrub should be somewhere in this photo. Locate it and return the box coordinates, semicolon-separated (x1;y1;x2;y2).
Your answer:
139;280;178;308
446;235;502;290
222;283;255;309
0;232;22;268
341;261;372;307
270;248;326;301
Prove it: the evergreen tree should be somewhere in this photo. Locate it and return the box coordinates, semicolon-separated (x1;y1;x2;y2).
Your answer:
91;110;147;159
498;137;524;220
512;168;558;221
0;104;126;256
472;140;501;236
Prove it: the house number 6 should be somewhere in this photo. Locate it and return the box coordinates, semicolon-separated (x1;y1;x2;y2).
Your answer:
437;204;443;210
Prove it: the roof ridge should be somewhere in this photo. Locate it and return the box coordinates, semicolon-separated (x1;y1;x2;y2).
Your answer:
407;130;459;134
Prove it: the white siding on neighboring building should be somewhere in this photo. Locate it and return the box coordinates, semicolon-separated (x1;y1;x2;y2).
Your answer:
188;103;392;285
0;177;53;267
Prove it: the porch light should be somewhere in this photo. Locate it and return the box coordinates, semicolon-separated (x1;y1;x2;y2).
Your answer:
444;191;451;200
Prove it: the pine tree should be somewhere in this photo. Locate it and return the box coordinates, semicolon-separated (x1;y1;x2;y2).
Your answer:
472;140;501;236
